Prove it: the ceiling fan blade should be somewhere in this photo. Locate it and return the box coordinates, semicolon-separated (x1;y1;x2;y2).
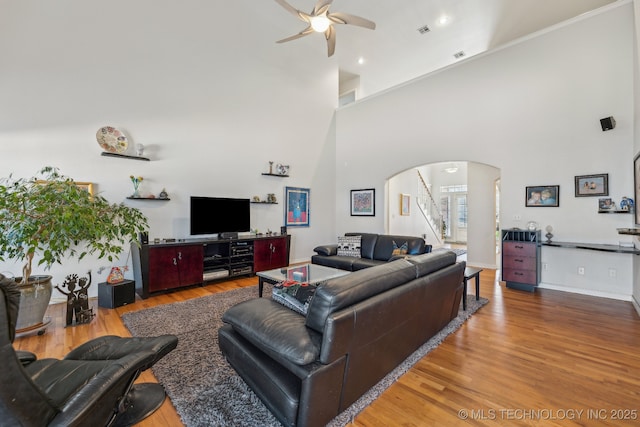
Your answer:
328;12;376;30
325;25;336;57
276;27;314;44
274;0;308;22
313;0;333;16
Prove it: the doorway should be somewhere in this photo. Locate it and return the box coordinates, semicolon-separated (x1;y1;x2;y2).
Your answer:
387;161;500;269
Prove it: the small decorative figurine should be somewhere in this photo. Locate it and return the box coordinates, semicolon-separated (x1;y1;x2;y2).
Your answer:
545;225;553;243
55;271;95;326
620;197;634;211
159;188;169;199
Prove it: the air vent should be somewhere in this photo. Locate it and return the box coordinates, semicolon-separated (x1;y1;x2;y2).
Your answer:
453;51;465;59
417;25;430;34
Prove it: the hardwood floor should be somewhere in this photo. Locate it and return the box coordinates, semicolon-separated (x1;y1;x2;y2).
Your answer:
13;271;640;426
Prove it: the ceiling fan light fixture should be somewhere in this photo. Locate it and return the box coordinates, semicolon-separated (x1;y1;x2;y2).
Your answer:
311;15;331;32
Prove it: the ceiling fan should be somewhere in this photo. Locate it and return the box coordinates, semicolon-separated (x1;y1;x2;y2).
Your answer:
274;0;376;57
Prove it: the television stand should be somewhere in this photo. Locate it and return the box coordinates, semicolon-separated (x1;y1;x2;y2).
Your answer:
131;234;291;299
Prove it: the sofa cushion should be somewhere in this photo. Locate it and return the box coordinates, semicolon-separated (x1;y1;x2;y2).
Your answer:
222;299;320;365
337;235;361;258
345;233;378;260
373;235;426;261
272;281;318;315
311;254;356;271
351;258;386;270
305;259;417;333
407;251;457;278
391;240;409;257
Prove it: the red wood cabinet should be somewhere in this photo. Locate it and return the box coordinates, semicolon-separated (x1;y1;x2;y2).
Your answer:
147;244;203;293
132;235;290;299
501;229;541;292
254;237;289;272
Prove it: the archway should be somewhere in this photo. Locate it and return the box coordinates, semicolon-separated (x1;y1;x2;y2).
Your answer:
386;161;500;269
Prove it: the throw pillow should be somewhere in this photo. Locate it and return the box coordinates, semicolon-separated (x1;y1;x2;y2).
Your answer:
337;235;362;258
272;280;318;316
391;240;409;256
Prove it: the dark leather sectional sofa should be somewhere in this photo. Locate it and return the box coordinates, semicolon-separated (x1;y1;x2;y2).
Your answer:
311;232;433;271
219;251;464;427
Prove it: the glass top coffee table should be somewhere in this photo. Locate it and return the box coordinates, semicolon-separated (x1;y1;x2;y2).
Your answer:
257;264;350;297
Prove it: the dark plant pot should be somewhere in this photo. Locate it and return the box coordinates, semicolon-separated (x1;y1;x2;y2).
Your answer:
14;275;53;332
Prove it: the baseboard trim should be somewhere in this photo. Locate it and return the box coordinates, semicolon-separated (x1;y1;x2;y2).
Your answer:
632;294;640;316
538;282;631;301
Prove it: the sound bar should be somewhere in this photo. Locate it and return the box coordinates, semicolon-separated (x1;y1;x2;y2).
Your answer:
220;232;238;239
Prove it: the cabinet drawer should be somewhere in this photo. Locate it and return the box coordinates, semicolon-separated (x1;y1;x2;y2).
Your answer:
503;255;536;271
503;242;536;257
503;269;537;285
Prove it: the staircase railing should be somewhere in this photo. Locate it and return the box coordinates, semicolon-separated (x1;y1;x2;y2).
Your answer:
416;170;444;244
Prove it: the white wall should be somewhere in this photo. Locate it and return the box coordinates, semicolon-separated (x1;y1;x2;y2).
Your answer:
467;163;501;269
336;3;635;298
633;0;640;312
0;1;338;300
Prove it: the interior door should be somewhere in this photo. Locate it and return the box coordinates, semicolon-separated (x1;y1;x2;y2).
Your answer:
452;193;468;243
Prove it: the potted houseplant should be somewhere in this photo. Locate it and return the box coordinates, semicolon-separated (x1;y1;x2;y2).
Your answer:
0;166;148;332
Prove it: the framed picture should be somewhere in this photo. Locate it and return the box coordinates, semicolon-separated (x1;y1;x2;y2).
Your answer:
575;174;608;197
599;198;614;210
37;180;94;196
350;189;375;216
284;187;310;227
525;185;559;207
635;153;640;225
400;193;411;216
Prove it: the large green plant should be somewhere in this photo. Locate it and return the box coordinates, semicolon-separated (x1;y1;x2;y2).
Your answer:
0;166;148;284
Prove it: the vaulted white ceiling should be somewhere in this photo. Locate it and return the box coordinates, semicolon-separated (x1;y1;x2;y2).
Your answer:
271;0;618;97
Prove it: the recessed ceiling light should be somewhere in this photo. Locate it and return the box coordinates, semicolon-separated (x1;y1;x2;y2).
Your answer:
438;15;450;25
358;57;365;65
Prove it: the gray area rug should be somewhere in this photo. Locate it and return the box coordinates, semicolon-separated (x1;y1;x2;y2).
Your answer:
122;285;488;426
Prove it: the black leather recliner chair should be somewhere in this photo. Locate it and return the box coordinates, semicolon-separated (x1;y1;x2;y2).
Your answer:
0;273;178;427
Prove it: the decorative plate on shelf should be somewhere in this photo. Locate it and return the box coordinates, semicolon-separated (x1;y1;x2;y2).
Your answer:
96;126;128;153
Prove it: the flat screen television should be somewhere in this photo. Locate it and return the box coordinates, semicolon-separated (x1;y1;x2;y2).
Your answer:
190;196;250;236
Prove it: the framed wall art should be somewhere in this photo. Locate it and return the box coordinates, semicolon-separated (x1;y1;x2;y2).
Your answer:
400;193;411;216
350;189;375;216
525;185;559;207
634;153;640;225
37;180;94;196
575;174;608;197
284;187;310;227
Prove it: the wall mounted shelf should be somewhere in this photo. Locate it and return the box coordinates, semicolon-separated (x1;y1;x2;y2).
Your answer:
101;152;150;161
542;241;640;255
261;173;289;178
126;197;170;201
617;228;640;236
251;201;278;204
598;209;632;214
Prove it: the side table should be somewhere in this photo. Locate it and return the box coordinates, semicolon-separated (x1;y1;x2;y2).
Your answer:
462;267;482;311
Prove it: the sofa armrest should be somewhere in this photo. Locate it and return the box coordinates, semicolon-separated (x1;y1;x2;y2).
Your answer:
222;298;320;365
313;244;338;256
